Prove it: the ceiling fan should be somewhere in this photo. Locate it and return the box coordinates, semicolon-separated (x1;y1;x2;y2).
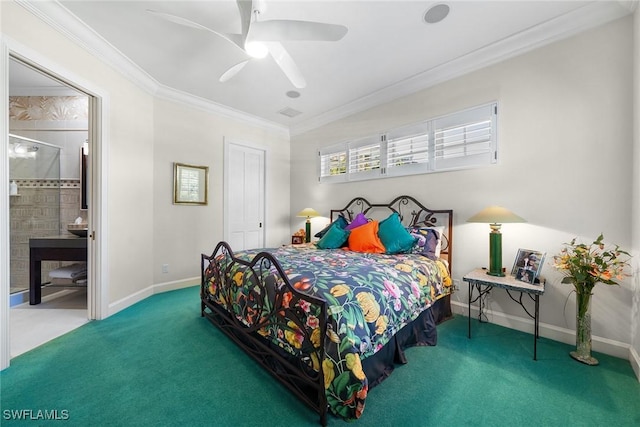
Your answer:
147;0;348;89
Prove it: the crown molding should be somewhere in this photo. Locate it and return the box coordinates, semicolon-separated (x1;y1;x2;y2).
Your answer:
16;0;288;136
289;0;634;136
15;0;635;138
154;85;289;136
16;0;159;96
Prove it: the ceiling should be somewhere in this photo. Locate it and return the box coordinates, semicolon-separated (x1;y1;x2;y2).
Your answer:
9;59;84;97
12;1;636;134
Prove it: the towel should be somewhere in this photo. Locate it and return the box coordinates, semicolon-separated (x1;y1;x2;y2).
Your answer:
50;277;87;286
49;263;87;280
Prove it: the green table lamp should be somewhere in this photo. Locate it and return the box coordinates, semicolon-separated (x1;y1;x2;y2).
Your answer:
296;208;320;243
467;206;526;277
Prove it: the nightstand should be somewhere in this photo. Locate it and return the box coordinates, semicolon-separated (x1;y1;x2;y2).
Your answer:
463;268;545;360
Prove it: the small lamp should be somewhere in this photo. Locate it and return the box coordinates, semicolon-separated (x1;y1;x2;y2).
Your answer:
296;208;320;243
467;206;526;277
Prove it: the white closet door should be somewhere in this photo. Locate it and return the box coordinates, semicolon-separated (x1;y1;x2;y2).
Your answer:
224;141;265;250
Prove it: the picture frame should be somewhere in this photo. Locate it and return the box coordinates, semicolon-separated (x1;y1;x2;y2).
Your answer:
291;235;304;245
511;249;546;283
173;162;208;205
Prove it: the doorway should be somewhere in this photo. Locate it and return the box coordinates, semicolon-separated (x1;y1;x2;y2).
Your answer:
224;140;266;250
4;55;100;362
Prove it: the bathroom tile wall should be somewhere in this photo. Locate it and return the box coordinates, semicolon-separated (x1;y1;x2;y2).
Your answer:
9;96;88;294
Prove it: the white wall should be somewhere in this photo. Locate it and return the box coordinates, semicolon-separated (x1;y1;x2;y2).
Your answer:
631;6;640;379
1;1;155;306
0;0;10;370
1;2;290;323
152;98;291;285
291;17;635;357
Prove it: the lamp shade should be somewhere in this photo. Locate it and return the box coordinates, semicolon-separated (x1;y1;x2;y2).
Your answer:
296;208;320;218
467;206;526;224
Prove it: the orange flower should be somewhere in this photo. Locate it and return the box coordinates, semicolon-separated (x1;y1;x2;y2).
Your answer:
554;234;631;289
282;291;292;308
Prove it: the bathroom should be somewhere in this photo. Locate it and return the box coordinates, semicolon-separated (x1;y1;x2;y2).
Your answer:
8;59;90;354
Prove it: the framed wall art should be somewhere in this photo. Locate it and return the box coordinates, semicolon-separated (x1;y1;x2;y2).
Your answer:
173;162;209;205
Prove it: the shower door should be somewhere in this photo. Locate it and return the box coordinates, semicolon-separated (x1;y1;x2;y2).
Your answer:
8;134;61;296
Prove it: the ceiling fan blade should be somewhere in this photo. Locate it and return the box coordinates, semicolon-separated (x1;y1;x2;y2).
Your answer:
235;0;254;43
219;60;250;82
250;20;348;42
147;9;244;49
265;42;306;89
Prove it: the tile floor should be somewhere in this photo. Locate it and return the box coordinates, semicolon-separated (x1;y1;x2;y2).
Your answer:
10;288;89;358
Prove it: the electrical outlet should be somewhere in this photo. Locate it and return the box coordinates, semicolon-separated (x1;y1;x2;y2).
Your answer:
162;264;169;274
452;279;460;291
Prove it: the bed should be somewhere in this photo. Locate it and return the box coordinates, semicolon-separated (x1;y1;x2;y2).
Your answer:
200;195;453;425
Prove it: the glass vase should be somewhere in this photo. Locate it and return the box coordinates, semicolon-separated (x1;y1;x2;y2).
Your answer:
569;288;599;365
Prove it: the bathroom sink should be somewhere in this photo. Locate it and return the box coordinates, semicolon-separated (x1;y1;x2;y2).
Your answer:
67;224;88;237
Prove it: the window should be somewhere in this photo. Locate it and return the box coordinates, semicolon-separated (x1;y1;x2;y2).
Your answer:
434;103;496;171
347;136;381;181
385;121;430;177
318;102;497;183
319;145;347;184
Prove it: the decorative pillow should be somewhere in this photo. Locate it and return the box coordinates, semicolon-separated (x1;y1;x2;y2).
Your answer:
314;215;348;238
316;222;351;249
378;213;417;254
348;220;386;253
409;226;445;259
345;213;369;230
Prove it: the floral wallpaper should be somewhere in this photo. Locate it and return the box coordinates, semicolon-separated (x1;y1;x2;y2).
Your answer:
9;96;88;121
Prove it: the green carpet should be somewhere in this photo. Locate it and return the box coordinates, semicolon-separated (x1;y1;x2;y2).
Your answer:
1;286;639;426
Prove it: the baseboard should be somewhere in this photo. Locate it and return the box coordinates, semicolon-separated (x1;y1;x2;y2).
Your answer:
152;277;199;294
451;301;631;360
630;345;640;382
107;277;199;317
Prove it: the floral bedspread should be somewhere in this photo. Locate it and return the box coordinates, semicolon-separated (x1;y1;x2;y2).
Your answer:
204;244;451;419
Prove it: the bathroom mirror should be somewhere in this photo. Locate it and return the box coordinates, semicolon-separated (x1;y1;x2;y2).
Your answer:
81;147;88;210
173;162;208;205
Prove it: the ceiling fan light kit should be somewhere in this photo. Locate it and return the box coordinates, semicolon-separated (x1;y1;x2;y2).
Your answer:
148;0;348;89
245;41;269;59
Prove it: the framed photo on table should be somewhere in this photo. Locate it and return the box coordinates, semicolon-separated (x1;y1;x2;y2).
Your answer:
292;235;304;245
511;249;545;283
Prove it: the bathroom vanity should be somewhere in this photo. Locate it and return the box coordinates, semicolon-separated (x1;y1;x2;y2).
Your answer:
29;236;87;305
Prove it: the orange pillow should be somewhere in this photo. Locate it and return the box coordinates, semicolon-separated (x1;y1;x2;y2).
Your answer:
348;221;386;253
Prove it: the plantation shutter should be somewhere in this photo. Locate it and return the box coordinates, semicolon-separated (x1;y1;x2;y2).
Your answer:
347;135;381;181
385;121;431;176
319;143;347;183
433;103;497;170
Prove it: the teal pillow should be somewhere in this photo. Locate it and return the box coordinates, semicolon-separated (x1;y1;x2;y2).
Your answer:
316;222;351;249
314;215;348;238
378;213;417;254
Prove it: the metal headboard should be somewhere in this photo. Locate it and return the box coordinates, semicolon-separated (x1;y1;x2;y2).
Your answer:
330;195;454;272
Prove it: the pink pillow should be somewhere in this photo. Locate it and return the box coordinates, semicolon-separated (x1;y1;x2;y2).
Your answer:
348;221;386;253
345;213;369;230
